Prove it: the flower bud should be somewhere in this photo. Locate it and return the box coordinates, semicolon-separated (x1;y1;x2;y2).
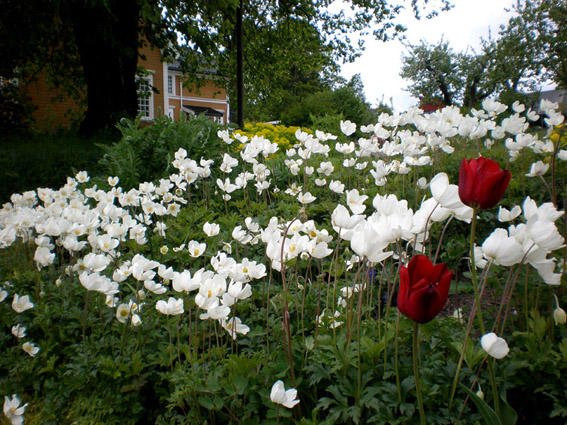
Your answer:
458;157;511;210
554;307;567;325
553;295;566;325
476;385;484;400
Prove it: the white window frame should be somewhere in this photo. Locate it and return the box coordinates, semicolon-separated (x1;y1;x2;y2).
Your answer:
137;74;154;121
167;75;175;95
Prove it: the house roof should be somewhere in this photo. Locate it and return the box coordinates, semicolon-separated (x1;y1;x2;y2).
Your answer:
182;105;224;117
168;59;219;76
539;89;567;112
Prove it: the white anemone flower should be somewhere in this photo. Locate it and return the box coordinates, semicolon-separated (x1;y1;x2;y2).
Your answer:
221;317;250;340
417;177;428;190
83;252;111;273
144;280;167;295
188;240;207;258
79;272;119;295
297;191;316;204
222;281;252;307
346;189;368;214
156;297;184;316
498;206;522;222
329;180;345;194
75;170;90;183
340;120;356;136
203;222;220;237
34;246;55;269
116;302;135;323
527;218;565;251
525;161;549;177
270;380;300;408
12;294;34;313
172;270;202;293
11;324;26;339
3;394;27;425
22;341;40;357
429;173;466;210
481;228;524;267
481;333;510;359
331;205;364;233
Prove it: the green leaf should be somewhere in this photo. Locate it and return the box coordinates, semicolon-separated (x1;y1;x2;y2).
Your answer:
198;395;214;410
233;373;248;395
499;390;518;425
459;384;502;425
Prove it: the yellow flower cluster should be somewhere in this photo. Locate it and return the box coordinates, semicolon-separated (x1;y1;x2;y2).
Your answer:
234;123;313;151
550;124;566;144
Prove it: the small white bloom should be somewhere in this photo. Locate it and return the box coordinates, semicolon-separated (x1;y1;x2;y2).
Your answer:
481;332;509;359
75;170;90;183
525;161;549;177
11;324;26;339
498;206;522;222
108;176;120;186
329;180;345;194
22;341;40;357
12;294;34;313
203;222;220;237
221;316;250;340
270;380;300;408
3;394;27;425
156;297;184;316
340;120;356;136
188;240;207;258
417;177;428;190
297;191;316;204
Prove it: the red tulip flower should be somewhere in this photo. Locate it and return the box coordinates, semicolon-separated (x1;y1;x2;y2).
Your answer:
458;157;511;210
397;255;453;324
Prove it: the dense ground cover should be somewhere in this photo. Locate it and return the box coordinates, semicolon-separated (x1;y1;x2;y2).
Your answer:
0;101;566;424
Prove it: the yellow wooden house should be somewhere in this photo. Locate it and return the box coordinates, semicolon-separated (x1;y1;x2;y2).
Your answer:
23;44;229;129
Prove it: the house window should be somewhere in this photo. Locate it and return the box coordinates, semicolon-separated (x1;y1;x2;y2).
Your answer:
167;75;174;95
137;76;154;120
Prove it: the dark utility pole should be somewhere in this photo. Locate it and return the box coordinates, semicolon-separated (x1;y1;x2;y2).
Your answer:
236;0;244;128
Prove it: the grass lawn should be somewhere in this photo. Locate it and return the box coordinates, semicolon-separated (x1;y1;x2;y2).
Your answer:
0;130;118;203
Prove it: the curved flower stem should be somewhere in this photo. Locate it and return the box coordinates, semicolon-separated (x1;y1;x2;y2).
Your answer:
413;322;426;425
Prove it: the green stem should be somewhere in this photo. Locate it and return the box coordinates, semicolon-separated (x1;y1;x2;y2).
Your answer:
469;208;500;417
487;358;500;417
413;322;426;425
395;311;402;403
469;208;485;336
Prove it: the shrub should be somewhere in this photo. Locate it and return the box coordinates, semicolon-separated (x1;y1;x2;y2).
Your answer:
98;114;226;189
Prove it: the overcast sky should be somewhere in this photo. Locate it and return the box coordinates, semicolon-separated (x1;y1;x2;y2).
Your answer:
339;0;518;111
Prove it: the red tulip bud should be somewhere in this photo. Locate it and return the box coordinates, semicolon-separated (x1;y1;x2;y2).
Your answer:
458;157;511;210
397;255;453;324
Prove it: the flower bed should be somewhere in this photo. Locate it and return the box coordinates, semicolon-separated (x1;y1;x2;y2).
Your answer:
1;99;566;424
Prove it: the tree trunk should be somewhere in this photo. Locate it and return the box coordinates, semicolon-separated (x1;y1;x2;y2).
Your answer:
69;0;141;136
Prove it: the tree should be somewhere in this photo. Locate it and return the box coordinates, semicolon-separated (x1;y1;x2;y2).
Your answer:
400;30;542;109
498;0;567;90
400;40;464;106
279;74;375;127
1;0;452;134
